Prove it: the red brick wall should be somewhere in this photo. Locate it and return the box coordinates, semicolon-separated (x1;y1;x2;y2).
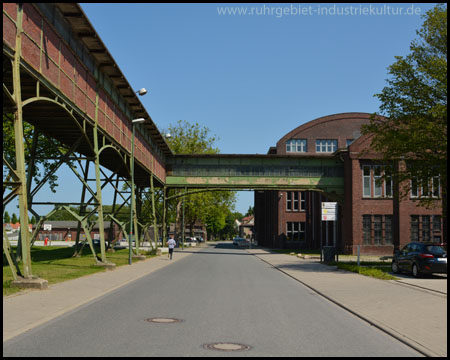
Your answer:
4;3;166;182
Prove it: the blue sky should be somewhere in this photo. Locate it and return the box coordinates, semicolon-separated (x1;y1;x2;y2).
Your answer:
6;3;437;218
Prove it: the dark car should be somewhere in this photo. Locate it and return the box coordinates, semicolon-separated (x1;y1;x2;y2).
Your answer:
391;242;447;278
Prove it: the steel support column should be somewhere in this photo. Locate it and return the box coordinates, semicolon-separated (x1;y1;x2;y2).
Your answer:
12;4;32;278
150;170;159;251
93;88;107;263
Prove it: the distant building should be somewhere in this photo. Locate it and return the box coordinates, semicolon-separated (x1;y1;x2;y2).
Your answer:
32;220;122;242
167;222;207;241
239;216;254;239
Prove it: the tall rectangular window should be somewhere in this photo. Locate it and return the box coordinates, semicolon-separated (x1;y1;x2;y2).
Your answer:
373;215;382;244
287;222;293;241
300;192;306;211
373;166;382;197
385;215;393;245
363;166;371;197
299;222;305;241
422;215;431;242
411;179;418;198
286;192;292;210
293;192;299;211
433;215;441;232
432;176;440;198
411;216;419;241
385;174;393;197
363;215;372;244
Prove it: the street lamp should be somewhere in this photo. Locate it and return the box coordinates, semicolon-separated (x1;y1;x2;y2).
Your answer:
129;117;146;265
136;88;148;96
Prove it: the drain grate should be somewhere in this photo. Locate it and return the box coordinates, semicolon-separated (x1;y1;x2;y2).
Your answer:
145;318;183;323
203;343;251;352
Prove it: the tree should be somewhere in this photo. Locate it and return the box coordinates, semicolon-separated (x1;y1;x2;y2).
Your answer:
4;211;11;224
245;206;254;216
165;120;220;155
47;206;98;222
3;114;75;193
163;120;237;240
11;213;18;224
362;4;447;214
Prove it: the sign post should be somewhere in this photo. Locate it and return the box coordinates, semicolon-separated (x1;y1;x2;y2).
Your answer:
321;202;338;262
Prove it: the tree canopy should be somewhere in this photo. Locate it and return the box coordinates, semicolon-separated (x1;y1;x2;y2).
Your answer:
3;114;74;193
163;120;237;239
362;4;447;210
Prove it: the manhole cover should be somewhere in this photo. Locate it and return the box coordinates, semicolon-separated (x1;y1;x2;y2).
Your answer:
145;318;183;323
203;343;251;352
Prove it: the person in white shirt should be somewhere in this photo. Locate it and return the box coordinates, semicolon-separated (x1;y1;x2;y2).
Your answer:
167;237;176;260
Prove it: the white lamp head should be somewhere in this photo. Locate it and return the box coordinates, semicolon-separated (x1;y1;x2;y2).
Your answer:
137;88;148;96
132;118;145;123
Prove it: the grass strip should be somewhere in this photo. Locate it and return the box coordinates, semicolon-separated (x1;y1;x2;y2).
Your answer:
3;246;157;296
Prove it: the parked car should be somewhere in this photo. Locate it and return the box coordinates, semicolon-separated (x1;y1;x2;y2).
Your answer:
391;242;447;277
233;237;249;247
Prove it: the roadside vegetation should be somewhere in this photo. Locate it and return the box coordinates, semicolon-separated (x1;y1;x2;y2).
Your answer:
3;246;158;297
273;249;398;280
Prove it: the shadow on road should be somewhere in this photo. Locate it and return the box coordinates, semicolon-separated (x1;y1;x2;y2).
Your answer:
173;242;256;256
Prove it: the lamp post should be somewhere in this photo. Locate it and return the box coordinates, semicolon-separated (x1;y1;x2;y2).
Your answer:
128;89;148;265
129;117;146;264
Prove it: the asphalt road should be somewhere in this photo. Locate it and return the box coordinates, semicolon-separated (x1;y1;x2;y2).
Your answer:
3;243;421;357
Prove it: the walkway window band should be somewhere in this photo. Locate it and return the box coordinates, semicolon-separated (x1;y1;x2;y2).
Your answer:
169;165;344;177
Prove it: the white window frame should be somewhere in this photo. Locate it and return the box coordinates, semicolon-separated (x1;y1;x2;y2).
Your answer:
293;192;299;211
300;192;306;211
432;176;440;198
286;192;292;210
363;165;371;197
373;165;383;197
286;139;307;153
286;222;305;241
316;139;337;153
410;178;419;198
384;171;393;198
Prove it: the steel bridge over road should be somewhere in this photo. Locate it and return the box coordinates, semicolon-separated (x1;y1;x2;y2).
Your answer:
166;154;343;191
2;3;344;285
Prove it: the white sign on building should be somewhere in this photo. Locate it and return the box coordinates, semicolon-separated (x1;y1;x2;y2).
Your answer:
322;202;338;221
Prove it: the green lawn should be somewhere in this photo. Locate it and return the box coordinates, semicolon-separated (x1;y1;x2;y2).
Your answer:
271;248;397;280
3;246;157;296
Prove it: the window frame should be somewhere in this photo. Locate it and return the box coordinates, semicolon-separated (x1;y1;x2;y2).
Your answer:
286;139;307;153
315;139;337;153
362;165;371;197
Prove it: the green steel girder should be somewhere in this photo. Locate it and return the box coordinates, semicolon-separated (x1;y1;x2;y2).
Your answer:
59;205;108;264
166;154;345;194
166;176;344;193
3;227;20;281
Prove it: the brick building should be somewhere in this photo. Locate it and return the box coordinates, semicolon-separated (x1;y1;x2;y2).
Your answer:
32;220;122;242
254;113;445;255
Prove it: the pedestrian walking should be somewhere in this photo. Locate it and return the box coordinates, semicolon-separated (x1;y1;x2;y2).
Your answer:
167;237;176;260
44;237;49;246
